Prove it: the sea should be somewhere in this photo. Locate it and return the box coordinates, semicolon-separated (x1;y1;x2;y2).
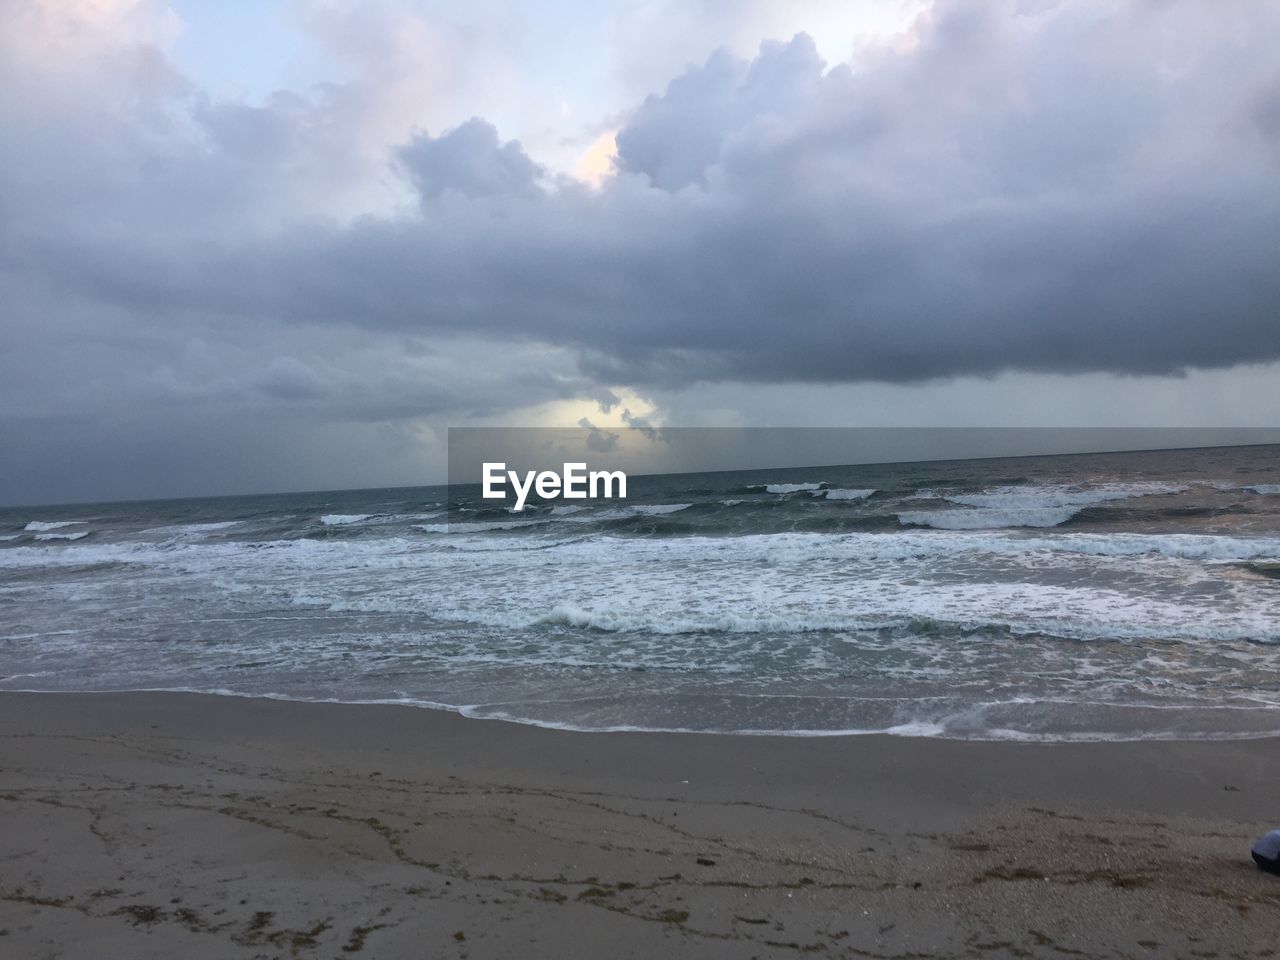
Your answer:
3;444;1280;741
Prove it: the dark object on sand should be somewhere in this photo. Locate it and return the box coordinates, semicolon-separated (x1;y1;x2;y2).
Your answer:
1252;830;1280;874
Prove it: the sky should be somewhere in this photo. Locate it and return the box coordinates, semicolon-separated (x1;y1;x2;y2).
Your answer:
2;0;1279;505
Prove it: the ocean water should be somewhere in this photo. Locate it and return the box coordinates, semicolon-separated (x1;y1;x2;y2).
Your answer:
3;444;1280;741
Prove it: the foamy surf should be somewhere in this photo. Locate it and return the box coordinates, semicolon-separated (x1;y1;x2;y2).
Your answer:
819;488;875;500
899;481;1187;529
4;443;1280;740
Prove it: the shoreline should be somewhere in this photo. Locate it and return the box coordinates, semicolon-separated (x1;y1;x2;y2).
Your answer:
2;690;1279;957
6;686;1279;743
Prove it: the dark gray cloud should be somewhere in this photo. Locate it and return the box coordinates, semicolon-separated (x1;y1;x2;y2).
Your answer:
576;417;622;452
615;35;826;190
13;0;1280;388
2;0;1280;502
593;389;622;414
621;408;661;441
398;118;543;200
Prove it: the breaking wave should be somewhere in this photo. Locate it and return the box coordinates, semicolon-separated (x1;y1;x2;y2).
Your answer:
899;482;1187;529
820;488;875;500
24;520;86;532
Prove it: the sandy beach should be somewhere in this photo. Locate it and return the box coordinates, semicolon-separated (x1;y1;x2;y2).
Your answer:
0;693;1276;958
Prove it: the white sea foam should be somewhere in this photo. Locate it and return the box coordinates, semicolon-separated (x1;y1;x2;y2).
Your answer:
765;483;822;494
8;495;1280;741
322;578;1280;644
821;488;875;500
0;535;21;542
24;521;86;531
4;527;1280;572
238;529;1280;645
881;720;950;738
524;604;888;636
901;482;1187;529
947;481;1186;510
1245;484;1280;495
7;522;1280;652
326;512;482;527
452;709;954;739
34;531;90;541
413;520;548;533
2;685;1268;742
582;503;693;520
142;520;242;536
625;503;692;516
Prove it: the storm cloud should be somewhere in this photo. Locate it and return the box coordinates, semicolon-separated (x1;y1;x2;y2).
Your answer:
2;0;1279;501
15;2;1280;380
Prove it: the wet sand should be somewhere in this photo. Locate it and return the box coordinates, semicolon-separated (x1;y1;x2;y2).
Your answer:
1;691;1278;958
